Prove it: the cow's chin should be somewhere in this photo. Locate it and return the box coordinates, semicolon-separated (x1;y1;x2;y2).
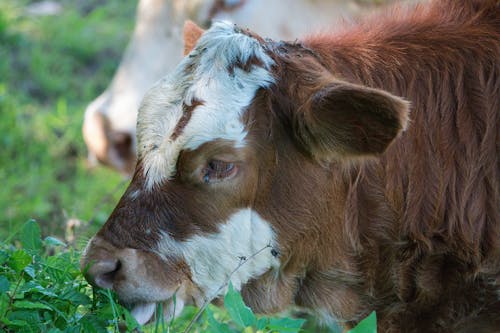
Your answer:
118;282;202;326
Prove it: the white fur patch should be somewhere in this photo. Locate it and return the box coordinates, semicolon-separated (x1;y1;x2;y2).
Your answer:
137;21;274;189
155;209;279;300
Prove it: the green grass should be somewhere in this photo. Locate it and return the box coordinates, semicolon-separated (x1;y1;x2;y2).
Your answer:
0;1;377;332
0;0;133;241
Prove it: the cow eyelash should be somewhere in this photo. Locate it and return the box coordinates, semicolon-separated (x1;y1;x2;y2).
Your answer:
202;160;237;183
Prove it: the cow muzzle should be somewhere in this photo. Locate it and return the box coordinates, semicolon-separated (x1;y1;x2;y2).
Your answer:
80;236;193;325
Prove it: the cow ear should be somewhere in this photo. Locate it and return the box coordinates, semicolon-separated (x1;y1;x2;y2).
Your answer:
295;81;410;159
183;20;205;56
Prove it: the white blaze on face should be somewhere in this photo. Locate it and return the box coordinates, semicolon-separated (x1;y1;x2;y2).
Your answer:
136;21;274;189
155;209;279;300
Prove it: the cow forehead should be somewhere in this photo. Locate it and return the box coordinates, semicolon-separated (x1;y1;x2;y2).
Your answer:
136;21;275;189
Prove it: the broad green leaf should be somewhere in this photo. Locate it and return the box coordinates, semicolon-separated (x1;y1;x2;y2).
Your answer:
267;317;306;333
9;249;32;272
63;326;82;333
348;311;377;333
0;275;9;293
42;311;53;324
44;255;74;281
47;328;63;333
224;282;256;328
20;281;57;298
8;310;42;331
23;264;36;278
59;288;91;306
206;307;235;333
20;220;42;254
0;293;9;318
1;318;29;327
13;300;53;311
96;303;115;320
256;317;269;330
44;236;66;247
79;314;108;333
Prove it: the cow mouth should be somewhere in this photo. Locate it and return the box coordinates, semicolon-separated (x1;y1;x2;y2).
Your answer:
119;269;203;326
130;302;157;325
129;298;185;326
126;284;199;326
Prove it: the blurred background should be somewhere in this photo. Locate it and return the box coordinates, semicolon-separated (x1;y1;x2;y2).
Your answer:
0;0;395;245
0;0;136;245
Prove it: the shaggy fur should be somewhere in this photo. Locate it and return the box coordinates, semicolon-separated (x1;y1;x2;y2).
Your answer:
246;0;499;331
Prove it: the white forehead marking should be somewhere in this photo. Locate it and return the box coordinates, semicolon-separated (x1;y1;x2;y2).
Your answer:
137;21;275;189
155;209;279;299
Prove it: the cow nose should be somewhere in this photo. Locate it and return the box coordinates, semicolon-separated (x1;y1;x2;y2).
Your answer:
84;258;121;289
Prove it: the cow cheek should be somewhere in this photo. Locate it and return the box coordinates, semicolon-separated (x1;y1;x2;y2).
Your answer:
155;209;280;302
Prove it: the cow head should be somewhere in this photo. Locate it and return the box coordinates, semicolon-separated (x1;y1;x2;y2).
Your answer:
81;21;409;324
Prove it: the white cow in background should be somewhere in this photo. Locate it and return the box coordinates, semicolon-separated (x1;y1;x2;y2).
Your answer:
83;0;387;174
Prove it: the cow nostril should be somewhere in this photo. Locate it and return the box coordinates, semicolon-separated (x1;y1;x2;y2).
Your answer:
91;259;121;289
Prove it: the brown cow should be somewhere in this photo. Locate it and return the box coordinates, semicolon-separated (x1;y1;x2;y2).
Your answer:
81;0;500;332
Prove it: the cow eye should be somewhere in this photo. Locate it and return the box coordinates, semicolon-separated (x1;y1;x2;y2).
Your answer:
202;160;237;183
